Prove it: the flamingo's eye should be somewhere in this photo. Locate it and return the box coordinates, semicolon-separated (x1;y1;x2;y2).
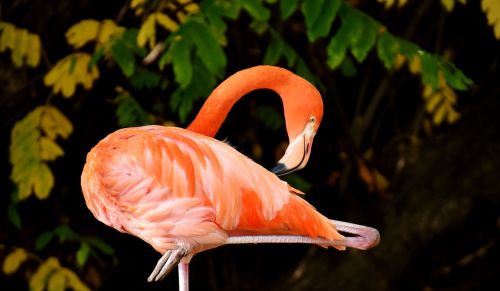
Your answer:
309;116;316;123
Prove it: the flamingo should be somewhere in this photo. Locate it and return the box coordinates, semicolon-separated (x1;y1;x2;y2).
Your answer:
187;66;323;175
81;66;380;291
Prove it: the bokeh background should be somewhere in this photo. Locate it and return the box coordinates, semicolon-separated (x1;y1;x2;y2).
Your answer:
1;0;499;290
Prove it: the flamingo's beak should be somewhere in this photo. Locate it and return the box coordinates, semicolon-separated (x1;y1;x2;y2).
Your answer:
272;123;316;176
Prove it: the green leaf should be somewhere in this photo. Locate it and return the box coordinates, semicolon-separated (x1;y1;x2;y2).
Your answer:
239;0;270;21
7;203;22;229
122;28;147;57
283;174;312;192
351;18;378;63
326;17;353;69
249;19;269;35
181;19;226;77
89;47;105;69
111;37;135;77
35;231;55;251
254;105;283;131
263;34;284;65
203;1;230;45
421;52;439;90
76;243;91;268
85;237;115;256
54;225;79;242
170;57;216;122
398;39;420;57
208;0;241;19
340;56;357;77
171;37;192;88
306;0;341;41
295;59;319;86
302;0;323;30
442;62;473;91
130;69;163;90
282;44;297;67
68;54;77;74
377;31;399;69
281;0;298;19
115;92;154;127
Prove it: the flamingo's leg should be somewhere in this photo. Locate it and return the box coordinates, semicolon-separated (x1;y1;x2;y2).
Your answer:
178;262;189;291
148;248;186;282
225;220;380;250
329;219;380;250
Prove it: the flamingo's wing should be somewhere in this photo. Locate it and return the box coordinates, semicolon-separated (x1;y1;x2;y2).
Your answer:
82;126;229;254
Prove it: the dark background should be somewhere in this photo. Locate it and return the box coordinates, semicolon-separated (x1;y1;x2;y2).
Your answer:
1;0;499;290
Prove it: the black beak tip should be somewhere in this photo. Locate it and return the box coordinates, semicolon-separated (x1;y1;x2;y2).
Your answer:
271;163;288;176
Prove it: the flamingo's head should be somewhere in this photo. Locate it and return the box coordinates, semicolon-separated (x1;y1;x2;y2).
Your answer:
272;88;323;176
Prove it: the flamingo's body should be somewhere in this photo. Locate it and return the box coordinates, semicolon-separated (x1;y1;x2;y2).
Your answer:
81;66;379;290
82;125;343;254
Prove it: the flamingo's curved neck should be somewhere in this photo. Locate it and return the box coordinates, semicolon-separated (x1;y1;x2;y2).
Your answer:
187;66;321;138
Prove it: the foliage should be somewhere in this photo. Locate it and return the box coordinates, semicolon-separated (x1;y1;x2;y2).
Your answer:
114;88;155;127
380;0;500;40
1;0;497;289
44;53;100;97
2;247;91;291
0;22;41;67
35;225;115;268
482;0;500;39
10;106;72;200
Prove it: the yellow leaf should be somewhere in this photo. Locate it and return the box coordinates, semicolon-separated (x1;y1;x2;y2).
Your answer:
137;14;156;48
377;0;407;9
97;19;125;46
425;92;442;113
27;34;41;67
176;11;187;23
373;169;390;193
66;19;100;49
2;248;28;275
422;84;434;99
394;53;406;70
447;108;460;123
32;162;54;200
130;0;145;9
378;0;394;9
43;59;66;87
61;71;76;97
409;55;421;74
12;28;28;67
41;106;73;139
441;0;454;12
482;0;500;39
185;3;200;13
10;105;71;200
0;22;41;67
29;257;60;291
40;137;64;161
155;12;179;32
432;103;447;125
442;86;458;104
398;0;408;8
10;108;43;200
18;177;34;200
44;53;99;97
0;22;16;52
60;268;91;291
357;159;389;193
47;270;66;291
